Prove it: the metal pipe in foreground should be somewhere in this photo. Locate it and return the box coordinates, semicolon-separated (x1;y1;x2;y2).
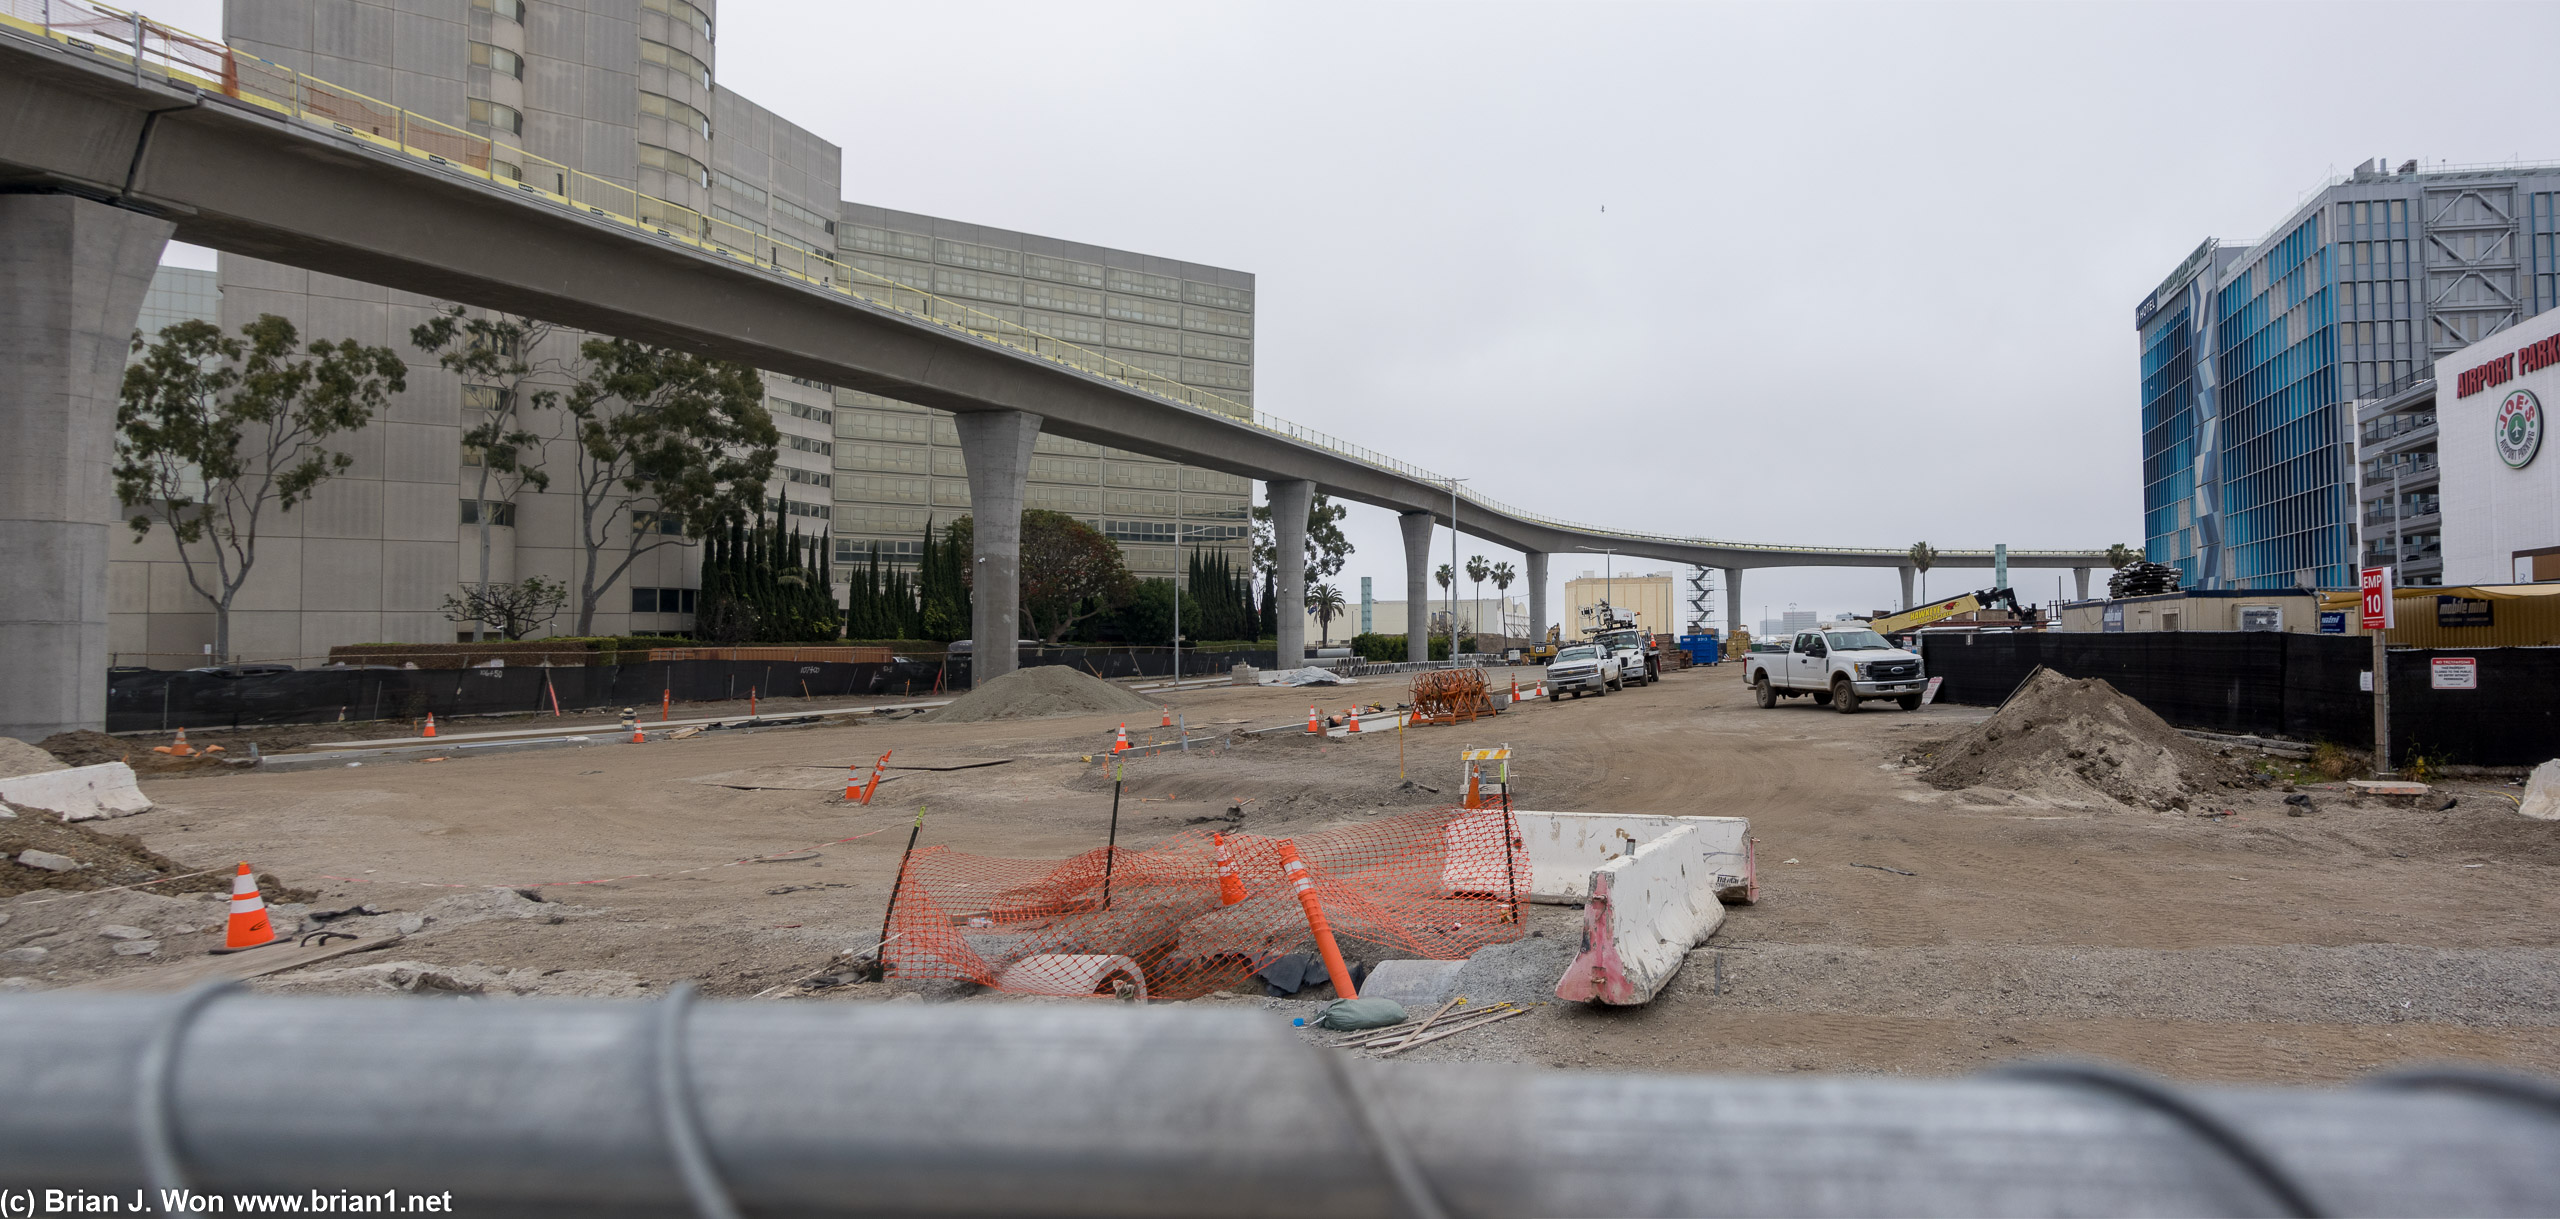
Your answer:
0;992;2554;1218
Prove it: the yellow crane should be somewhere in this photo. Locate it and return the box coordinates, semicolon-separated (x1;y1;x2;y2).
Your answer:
1869;587;2038;636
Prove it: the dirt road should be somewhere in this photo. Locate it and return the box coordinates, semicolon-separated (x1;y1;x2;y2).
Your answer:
11;666;2553;1082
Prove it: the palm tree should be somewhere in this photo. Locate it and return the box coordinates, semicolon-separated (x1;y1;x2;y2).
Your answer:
1465;554;1491;633
1306;582;1346;646
1489;560;1516;634
2105;542;2140;569
1907;541;1937;604
1435;563;1455;652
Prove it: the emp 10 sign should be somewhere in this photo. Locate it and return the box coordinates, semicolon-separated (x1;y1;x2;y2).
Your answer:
2360;566;2396;630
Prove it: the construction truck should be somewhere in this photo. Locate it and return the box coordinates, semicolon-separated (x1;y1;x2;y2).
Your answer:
1869;587;2041;638
1582;600;1659;685
1525;625;1562;666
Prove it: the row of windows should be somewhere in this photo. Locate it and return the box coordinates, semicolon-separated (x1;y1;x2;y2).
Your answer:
2336;198;2408;228
641;90;711;138
632;510;685;535
468;42;521;79
638;142;709;188
640;38;711;88
830;227;1248;310
781;466;832;489
642;0;712;40
773;397;831;425
471;0;524;22
713;206;764;238
775;498;830;520
772;195;834;235
459;499;516;527
631;586;699;614
784;434;833;456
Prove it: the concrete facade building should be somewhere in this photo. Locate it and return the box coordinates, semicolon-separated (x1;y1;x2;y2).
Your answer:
2137;158;2560;592
99;0;1250;663
2435;306;2560;585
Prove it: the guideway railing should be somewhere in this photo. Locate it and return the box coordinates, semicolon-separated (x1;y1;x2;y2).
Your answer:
1;0;2087;561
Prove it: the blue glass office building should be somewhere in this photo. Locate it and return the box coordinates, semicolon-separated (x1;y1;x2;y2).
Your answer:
2136;159;2560;590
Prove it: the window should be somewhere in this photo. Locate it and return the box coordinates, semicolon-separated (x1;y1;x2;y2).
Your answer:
933;268;1021;305
640;38;711;87
772;397;832;424
935;240;1020;275
835;410;933;443
461;384;513;411
1107;267;1182;300
631;510;685;535
1181;330;1251;364
1024;309;1104;345
1104;520;1177;545
1183;280;1252;311
1029;455;1098;483
783;434;833;456
640;91;711;138
469;42;522;79
838;473;927;503
461;441;482;467
631;587;700;614
1182;305;1251;337
769;195;834;236
1106;294;1181;327
712;206;765;238
473;0;525;22
839;224;933;261
780;466;832;488
1026;254;1103;287
459;499;516;527
638;143;710;188
468;99;523;136
773;498;831;520
1023;281;1105;316
836;537;921;565
833;441;924;473
642;0;713;39
1105;321;1182;355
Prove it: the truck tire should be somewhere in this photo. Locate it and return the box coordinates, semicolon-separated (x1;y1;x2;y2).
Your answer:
1897;693;1923;711
1753;675;1776;708
1833;677;1861;714
1549;691;1561;703
1606;673;1622;692
1595;677;1609;696
1811;690;1832;706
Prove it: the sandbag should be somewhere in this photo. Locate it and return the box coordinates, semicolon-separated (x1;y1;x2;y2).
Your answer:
1311;997;1408;1030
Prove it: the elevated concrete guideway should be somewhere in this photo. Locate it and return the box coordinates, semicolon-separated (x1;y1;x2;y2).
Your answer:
0;25;2107;718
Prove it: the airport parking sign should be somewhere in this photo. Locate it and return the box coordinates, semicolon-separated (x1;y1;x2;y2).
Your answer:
2359;566;2395;629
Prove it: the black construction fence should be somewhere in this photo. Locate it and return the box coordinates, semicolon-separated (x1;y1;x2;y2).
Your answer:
1918;632;2560;767
103;646;1279;733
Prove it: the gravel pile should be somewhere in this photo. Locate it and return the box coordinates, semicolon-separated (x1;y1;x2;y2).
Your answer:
0;738;67;781
1923;667;2246;811
925;665;1166;724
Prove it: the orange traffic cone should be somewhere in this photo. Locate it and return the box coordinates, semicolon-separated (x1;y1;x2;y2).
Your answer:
421;713;437;738
1347;706;1362;733
1111;724;1131;754
1213;833;1247;906
1306;707;1321;735
1160;706;1173;728
1510;677;1521;702
152;727;195;757
222;862;274;950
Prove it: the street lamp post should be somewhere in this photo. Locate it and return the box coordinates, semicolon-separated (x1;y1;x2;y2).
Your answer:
1444;477;1466;661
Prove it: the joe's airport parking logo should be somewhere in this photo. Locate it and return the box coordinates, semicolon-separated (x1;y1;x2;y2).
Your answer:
2496;387;2543;469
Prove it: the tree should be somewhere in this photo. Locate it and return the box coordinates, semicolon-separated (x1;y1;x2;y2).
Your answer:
116;315;406;661
1019;509;1134;643
1307;582;1346;645
2105;542;2141;569
408;307;557;643
1250;490;1353;586
1465;554;1491;633
1907;541;1938;604
1489;560;1516;633
1435;562;1456;654
557;337;777;634
439;576;567;641
939;512;1134;644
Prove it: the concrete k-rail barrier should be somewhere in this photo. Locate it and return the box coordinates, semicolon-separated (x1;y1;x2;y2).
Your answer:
0;761;150;821
1553;826;1731;1006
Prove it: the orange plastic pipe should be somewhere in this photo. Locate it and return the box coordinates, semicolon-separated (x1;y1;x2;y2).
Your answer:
1277;840;1357;999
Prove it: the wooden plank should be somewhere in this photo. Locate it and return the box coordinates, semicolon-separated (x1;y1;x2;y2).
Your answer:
72;934;401;993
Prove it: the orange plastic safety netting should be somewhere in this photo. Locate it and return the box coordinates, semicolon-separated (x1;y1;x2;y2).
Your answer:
884;806;1530;1001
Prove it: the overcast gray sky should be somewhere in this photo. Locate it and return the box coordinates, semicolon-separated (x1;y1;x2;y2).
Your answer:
158;0;2560;630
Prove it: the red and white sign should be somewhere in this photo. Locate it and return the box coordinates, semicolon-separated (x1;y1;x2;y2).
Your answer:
2430;657;2478;690
2359;566;2395;630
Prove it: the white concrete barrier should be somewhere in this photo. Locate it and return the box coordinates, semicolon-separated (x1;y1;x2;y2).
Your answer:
1553;824;1725;1006
1511;812;1753;904
0;762;150;821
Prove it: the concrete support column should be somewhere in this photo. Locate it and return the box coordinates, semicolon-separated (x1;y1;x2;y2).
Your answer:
1267;479;1311;670
1899;566;1915;612
1525;551;1550;643
953;409;1041;687
1399;511;1435;662
2073;567;2091;601
0;196;174;740
1725;569;1744;641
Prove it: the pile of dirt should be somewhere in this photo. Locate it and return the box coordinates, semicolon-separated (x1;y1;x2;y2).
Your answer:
1922;667;2247;811
0;738;67;780
925;665;1165;724
0;808;308;901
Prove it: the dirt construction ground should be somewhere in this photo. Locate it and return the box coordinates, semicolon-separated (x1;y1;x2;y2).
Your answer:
7;666;2555;1083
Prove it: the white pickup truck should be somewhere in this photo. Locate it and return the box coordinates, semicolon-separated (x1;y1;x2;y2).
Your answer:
1740;625;1926;713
